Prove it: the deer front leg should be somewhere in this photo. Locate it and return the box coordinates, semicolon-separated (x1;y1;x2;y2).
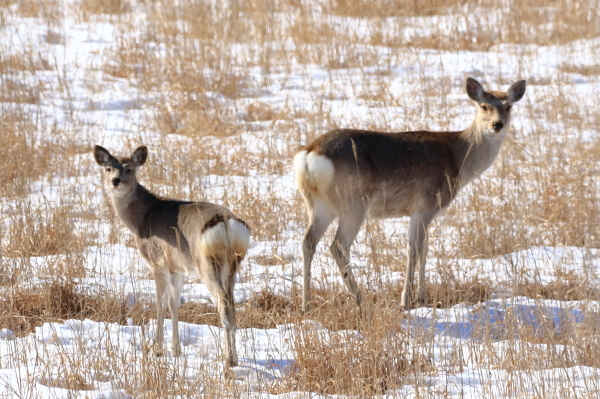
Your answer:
153;269;168;356
167;272;184;357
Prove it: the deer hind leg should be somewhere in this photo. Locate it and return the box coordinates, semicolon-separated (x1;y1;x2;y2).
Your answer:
223;256;239;368
330;207;365;311
167;272;184;357
203;255;238;369
401;211;434;309
301;198;335;313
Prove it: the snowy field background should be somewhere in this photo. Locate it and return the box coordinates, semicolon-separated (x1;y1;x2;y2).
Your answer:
1;0;600;397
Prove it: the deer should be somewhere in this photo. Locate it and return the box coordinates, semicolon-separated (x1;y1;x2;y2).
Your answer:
294;77;526;313
93;145;250;370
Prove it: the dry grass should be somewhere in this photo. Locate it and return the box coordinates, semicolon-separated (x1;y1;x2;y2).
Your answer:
0;279;136;337
277;317;418;395
331;0;466;17
519;272;600;302
1;0;600;396
80;0;130;15
559;64;600;77
3;205;90;259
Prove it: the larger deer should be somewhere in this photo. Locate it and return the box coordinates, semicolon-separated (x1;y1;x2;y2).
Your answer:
295;77;526;312
93;145;250;370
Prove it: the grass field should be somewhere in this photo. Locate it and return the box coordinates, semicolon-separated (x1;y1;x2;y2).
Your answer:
1;0;600;397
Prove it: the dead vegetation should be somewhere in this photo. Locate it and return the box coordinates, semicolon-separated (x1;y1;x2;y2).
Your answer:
276;315;418;395
0;280;136;336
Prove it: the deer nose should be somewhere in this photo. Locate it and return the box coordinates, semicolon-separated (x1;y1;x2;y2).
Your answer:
112;178;121;187
493;122;504;131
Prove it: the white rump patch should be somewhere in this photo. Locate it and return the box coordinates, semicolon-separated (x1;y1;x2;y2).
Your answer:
293;150;309;190
295;150;337;220
294;150;335;194
227;219;251;256
200;219;250;259
306;152;335;192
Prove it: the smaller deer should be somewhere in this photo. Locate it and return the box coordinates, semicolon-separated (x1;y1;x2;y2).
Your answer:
295;77;526;312
93;145;250;369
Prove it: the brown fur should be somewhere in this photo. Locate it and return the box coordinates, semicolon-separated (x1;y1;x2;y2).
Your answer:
93;145;250;370
295;78;526;312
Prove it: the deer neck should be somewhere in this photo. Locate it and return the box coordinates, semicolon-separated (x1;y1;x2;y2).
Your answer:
456;122;506;186
111;183;160;233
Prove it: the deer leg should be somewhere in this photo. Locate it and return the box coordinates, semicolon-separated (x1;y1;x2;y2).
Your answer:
416;226;431;305
152;268;168;356
301;203;335;313
223;264;238;368
167;272;184;357
202;255;238;371
401;211;433;308
330;209;365;311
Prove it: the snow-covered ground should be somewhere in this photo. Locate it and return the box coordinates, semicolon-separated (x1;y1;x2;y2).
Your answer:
1;0;600;397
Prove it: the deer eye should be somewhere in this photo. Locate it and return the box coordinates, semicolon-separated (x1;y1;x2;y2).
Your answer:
481;104;488;111
106;167;112;172
505;105;512;112
125;169;132;175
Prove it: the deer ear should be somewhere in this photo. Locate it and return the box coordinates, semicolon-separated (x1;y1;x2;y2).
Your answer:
508;80;526;103
93;145;112;166
466;78;484;102
132;146;148;166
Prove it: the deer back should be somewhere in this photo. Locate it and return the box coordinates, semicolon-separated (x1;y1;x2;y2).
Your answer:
301;128;468;218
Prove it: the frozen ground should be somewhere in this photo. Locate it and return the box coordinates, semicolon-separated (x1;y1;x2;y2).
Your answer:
2;294;600;397
1;1;600;398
